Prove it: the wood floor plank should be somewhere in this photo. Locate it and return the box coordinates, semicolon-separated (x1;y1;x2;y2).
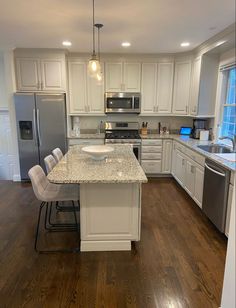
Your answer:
0;178;227;308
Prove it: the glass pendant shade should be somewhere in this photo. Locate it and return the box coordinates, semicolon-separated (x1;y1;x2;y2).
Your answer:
96;69;103;82
88;55;100;76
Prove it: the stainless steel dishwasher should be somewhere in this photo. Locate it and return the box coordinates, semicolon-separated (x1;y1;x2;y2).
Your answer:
202;159;230;233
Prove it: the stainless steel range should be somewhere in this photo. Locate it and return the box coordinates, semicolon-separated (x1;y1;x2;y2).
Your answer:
105;122;141;162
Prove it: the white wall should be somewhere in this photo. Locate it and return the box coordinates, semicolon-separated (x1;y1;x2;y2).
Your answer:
0;51;20;181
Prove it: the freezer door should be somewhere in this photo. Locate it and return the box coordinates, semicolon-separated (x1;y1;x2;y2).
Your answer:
14;93;40;180
35;94;66;171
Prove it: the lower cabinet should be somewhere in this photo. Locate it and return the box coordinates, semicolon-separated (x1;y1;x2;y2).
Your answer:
141;139;162;174
162;139;172;173
171;141;205;208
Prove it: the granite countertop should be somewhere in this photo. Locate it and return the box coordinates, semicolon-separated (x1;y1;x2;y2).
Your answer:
141;133;235;171
48;144;148;184
68;133;105;139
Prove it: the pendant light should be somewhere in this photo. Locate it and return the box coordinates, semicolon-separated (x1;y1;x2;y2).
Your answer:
94;23;103;81
88;0;100;76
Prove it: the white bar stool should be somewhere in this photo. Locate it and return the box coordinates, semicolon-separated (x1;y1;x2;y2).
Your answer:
52;148;63;163
28;165;80;253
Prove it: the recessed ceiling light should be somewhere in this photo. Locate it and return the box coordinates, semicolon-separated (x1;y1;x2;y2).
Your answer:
216;40;226;47
62;40;72;47
181;42;190;47
121;42;131;47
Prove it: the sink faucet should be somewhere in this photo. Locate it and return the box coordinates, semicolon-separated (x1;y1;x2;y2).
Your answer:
219;135;236;152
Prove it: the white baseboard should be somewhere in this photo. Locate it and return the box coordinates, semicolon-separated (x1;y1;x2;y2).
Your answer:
13;174;21;182
80;240;131;252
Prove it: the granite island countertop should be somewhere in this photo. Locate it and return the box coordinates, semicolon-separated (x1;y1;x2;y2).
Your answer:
48;144;148;184
141;134;236;171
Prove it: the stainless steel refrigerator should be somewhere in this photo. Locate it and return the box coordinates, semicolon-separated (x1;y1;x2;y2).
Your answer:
14;93;67;180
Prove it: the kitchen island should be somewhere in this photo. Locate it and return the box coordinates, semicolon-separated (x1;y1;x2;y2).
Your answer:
48;144;147;251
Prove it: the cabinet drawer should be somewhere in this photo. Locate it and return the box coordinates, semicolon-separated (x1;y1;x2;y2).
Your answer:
142;139;162;146
174;142;186;153
142;160;162;174
185;148;205;166
142;153;162;160
68;139;104;146
142;145;162;153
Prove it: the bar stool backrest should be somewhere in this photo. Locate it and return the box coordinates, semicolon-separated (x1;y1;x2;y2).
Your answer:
44;155;57;174
28;165;49;202
52;148;63;163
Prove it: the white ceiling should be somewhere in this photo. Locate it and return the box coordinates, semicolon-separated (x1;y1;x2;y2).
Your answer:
0;0;235;53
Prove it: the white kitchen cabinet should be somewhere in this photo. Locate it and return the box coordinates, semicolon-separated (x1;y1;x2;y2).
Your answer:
15;57;66;92
105;62;141;92
141;62;173;115
68;61;104;115
175;149;186;186
172;60;192;115
189;54;219;117
40;59;65;91
68;62;87;114
171;142;177;177
141;139;162;174
162;139;172;173
16;58;40;91
156;63;174;113
193;164;204;208
189;56;201;115
184;159;195;197
225;183;233;237
141;63;157;113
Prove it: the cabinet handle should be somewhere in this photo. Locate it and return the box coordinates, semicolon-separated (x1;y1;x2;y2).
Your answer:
186;106;188;113
182;158;185;166
156;106;159;112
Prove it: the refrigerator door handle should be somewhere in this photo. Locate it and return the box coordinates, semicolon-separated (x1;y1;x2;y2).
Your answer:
33;109;38;146
36;109;42;146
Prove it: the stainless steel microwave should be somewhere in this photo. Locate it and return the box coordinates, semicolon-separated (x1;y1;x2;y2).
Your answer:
105;92;141;114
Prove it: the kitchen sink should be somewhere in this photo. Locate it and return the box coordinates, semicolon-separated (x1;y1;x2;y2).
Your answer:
197;144;233;153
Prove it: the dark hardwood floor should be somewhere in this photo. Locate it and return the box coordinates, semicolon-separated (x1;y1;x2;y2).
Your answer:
0;178;227;308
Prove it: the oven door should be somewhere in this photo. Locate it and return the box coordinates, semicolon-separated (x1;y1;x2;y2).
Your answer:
132;144;141;163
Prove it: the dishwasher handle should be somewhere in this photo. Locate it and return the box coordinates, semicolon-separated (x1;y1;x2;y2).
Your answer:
205;163;226;177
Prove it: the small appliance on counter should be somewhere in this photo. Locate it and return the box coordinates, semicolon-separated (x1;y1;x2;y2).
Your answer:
192;119;207;139
180;127;192;136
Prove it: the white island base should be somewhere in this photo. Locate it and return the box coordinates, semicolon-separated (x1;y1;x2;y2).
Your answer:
80;183;141;252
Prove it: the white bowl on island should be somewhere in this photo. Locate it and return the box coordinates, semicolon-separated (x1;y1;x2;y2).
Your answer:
82;145;114;160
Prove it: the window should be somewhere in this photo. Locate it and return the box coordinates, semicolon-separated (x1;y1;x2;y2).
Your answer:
220;67;236;139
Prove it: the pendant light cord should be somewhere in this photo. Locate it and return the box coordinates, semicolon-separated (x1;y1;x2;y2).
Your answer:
98;26;100;61
92;0;95;55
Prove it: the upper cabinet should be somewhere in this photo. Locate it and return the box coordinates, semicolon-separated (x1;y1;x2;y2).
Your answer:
172;59;192;115
68;60;104;115
189;54;219;117
15;54;66;92
105;62;141;92
141;62;174;115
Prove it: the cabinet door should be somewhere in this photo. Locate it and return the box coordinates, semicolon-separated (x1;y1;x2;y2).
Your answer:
184;159;195;197
105;62;123;92
141;63;157;114
123;63;141;92
193;164;204;208
175;150;185;186
190;57;201;115
87;63;105;114
225;184;233;237
16;58;40;91
68;62;87;114
171;142;177;176
41;59;66;91
162;139;172;173
156;63;174;113
172;60;191;114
